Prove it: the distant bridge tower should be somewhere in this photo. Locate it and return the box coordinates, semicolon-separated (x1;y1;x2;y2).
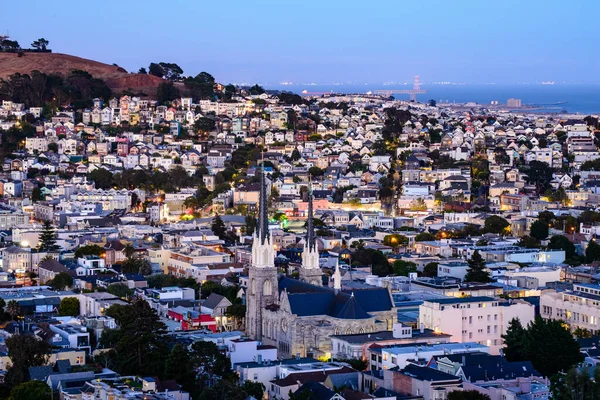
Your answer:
373;75;428;102
413;75;421;91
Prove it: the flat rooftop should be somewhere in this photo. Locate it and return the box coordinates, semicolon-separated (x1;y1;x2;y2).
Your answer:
424;296;496;305
384;342;488;356
331;329;451;344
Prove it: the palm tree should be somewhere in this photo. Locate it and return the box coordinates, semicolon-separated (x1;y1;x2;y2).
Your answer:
123;243;135;259
6;300;20;320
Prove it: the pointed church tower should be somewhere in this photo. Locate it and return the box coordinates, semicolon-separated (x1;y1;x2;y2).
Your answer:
299;181;322;286
332;261;342;293
245;163;278;340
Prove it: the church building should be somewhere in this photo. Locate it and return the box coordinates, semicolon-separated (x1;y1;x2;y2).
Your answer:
245;169;396;359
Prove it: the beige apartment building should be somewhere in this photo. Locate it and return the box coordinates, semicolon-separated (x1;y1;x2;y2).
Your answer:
540;283;600;333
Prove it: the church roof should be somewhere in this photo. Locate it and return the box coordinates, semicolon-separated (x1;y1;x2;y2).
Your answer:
278;277;392;320
331;294;369;319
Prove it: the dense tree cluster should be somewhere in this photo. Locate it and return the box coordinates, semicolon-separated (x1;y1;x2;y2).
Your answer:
5;334;50;387
58;297;80;316
156;81;180;103
551;367;600;400
502;317;583;377
148;62;183;80
184;72;216;101
101;299;169;376
351;246;391;276
0;70;111;109
88;166;204;192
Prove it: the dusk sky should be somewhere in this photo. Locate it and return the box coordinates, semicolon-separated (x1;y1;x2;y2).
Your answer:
2;0;598;85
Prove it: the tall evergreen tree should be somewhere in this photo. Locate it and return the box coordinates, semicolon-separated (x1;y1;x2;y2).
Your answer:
38;221;60;251
586;239;600;263
464;250;492;282
212;215;227;240
165;344;195;394
105;299;169;376
501;318;526;361
524;316;583;377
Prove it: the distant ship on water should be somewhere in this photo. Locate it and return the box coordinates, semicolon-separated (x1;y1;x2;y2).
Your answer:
541;81;555;85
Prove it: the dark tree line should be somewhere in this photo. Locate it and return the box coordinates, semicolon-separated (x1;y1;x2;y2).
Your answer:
88;166;205;192
0;70;111;109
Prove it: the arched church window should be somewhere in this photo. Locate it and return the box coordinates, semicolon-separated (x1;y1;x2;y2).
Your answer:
264;279;272;296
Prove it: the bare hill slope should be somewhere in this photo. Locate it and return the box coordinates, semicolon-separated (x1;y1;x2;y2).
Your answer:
0;52;163;95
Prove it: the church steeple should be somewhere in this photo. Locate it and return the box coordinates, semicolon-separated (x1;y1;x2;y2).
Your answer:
257;160;270;245
306;180;316;252
300;179;322;285
246;157;278;341
333;261;342;292
251;159;275;268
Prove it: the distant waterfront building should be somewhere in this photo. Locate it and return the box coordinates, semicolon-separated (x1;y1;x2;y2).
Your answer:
507;98;522;108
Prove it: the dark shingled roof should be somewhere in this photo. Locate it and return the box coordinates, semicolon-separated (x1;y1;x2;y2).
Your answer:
203;293;228;310
38;259;69;273
432;352;496;366
279;277;392;319
331;294;369;320
105;240;125;251
460;360;540;382
55;359;72;374
400;364;462;382
294;381;338;400
272;367;355;387
28;366;53;381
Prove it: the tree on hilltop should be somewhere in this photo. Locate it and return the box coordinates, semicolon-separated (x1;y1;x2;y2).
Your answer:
31;38;49;51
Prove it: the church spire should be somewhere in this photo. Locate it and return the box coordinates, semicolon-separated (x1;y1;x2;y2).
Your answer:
257;154;270;245
306;179;316;252
333;261;342;292
300;177;321;282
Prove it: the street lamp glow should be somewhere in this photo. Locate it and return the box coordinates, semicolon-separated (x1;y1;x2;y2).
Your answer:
21;241;29;247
